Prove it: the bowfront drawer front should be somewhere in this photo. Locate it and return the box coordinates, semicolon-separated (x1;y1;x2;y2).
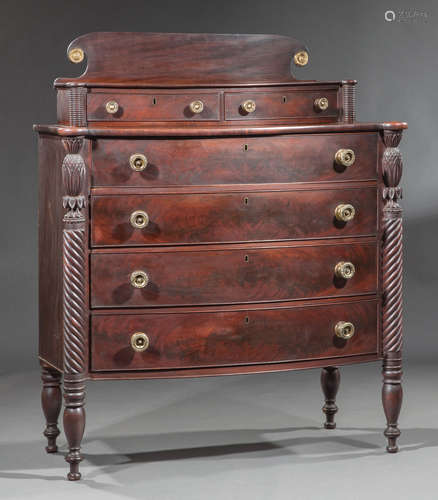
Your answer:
225;90;339;121
90;242;377;308
87;92;220;121
90;299;378;371
91;188;377;247
91;133;377;187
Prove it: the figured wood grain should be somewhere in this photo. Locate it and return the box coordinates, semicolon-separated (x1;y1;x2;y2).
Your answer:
38;135;65;370
87;92;220;122
59;32;308;86
91;133;378;187
224;90;338;121
90;241;377;308
91;299;378;371
91;187;377;247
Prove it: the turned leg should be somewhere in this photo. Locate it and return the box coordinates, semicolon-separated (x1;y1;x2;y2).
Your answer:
380;128;404;452
382;352;402;452
321;367;340;429
41;362;62;453
63;376;86;481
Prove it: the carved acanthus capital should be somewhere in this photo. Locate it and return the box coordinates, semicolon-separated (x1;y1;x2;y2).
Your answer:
62;138;86;222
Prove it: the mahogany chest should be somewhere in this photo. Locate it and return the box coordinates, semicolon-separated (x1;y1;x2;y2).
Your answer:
34;32;407;480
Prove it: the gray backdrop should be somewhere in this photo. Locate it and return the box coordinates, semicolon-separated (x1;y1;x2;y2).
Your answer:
1;0;436;371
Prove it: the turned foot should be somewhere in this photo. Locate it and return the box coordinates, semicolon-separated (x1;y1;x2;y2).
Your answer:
382;351;402;453
41;362;62;453
63;375;86;480
321;367;340;429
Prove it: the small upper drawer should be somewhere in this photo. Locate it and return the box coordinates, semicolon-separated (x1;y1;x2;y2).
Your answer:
225;90;338;121
91;133;377;187
87;92;220;121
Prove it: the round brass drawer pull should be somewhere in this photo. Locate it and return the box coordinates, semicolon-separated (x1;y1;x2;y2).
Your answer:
130;210;149;229
334;203;356;222
334;321;355;340
334;261;356;280
314;97;329;111
130;270;149;288
189;100;204;114
105;100;119;114
131;332;149;352
293;50;309;66
335;149;355;167
68;47;84;64
129;153;148;172
241;99;256;113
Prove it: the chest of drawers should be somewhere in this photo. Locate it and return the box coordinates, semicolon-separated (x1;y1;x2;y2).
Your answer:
34;32;407;481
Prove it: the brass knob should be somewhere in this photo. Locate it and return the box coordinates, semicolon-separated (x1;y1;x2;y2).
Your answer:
241;100;256;113
130;270;149;288
314;97;329;111
68;47;84;64
106;100;119;114
130;210;149;229
334;261;356;280
293;50;309;66
189;100;204;114
131;332;149;352
129;153;148;172
335;149;355;167
334;204;356;222
334;321;355;340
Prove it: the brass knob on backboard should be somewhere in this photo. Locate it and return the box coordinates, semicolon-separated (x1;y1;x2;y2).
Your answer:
105;100;119;114
130;270;149;288
293;50;309;66
68;47;84;63
131;332;149;352
334;204;356;222
130;210;149;229
189;100;204;114
314;97;329;111
241;100;256;113
334;321;355;340
129;154;148;171
335;149;355;167
334;261;356;280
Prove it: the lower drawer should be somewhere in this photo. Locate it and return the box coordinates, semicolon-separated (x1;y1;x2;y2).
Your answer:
90;299;379;371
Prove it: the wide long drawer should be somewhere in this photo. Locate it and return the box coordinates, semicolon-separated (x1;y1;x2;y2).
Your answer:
91;187;377;246
91;133;377;187
90;241;377;308
90;299;379;371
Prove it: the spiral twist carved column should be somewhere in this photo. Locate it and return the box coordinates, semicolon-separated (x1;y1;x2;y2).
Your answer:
62;137;87;480
381;129;403;453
